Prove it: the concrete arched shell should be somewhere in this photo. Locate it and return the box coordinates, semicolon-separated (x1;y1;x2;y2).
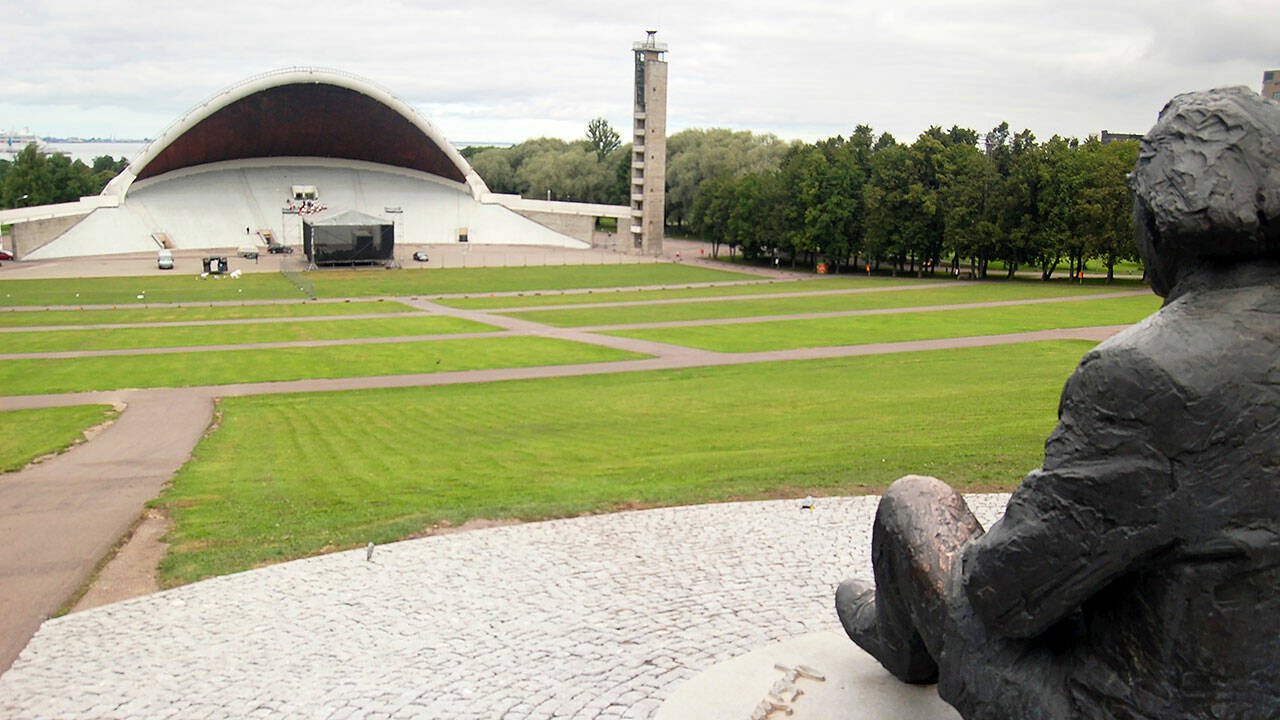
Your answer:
103;68;490;201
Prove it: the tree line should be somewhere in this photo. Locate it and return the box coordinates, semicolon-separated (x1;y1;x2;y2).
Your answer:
460;117;629;205
465;120;1138;281
690;124;1139;281
0;144;129;209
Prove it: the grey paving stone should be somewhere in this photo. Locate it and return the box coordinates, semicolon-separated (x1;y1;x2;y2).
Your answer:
0;495;1008;719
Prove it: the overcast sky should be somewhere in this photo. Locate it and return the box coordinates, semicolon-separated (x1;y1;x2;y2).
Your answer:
3;0;1277;146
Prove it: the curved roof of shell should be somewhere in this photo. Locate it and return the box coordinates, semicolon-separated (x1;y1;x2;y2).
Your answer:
104;68;489;201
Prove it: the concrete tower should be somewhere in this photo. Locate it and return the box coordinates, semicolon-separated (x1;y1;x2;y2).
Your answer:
631;31;667;255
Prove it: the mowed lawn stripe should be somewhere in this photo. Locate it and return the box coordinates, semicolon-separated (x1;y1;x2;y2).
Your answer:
0;300;418;328
0;337;645;396
602;295;1162;352
0;316;498;353
156;340;1090;585
0;274;304;306
0;405;119;473
502;283;1147;326
0;264;757;307
303;264;757;298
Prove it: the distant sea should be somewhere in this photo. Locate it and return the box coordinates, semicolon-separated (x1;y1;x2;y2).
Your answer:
39;141;149;164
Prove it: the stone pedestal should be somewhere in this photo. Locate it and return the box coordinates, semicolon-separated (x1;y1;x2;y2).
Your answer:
655;631;960;720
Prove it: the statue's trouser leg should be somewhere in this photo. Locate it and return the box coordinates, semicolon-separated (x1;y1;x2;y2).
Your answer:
866;475;984;682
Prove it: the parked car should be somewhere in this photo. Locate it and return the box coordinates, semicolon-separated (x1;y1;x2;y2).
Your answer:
157;249;174;270
267;244;294;254
0;249;14;261
238;245;259;259
412;251;429;262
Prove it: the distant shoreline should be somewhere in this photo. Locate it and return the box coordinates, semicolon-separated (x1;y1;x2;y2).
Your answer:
10;138;513;165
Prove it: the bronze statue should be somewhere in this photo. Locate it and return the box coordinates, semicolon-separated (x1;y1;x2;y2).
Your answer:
836;87;1280;720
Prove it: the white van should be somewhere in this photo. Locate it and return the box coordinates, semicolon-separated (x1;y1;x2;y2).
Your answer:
157;249;174;270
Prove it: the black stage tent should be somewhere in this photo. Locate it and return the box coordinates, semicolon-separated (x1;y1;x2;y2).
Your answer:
303;210;395;266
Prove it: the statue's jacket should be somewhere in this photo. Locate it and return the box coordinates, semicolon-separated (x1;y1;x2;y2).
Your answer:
940;273;1280;720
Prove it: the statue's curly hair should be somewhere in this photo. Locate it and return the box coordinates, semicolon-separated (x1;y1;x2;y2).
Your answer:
1129;87;1280;295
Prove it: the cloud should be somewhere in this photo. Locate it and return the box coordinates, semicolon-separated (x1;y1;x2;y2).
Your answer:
2;0;1275;143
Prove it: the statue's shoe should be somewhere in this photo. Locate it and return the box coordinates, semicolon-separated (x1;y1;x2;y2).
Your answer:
835;577;940;684
835;578;880;652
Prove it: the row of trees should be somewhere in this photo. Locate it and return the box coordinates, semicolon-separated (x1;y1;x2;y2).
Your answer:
0;142;129;208
460;118;629;205
0;144;129;210
465;119;1138;281
689;124;1139;280
461;123;792;219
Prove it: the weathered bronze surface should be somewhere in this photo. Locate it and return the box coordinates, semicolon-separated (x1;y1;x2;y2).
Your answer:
837;87;1280;720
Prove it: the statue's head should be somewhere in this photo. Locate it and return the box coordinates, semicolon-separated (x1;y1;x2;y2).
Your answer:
1129;87;1280;296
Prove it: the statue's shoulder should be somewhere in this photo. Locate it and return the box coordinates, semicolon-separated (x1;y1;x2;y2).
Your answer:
1089;282;1278;364
1064;282;1280;424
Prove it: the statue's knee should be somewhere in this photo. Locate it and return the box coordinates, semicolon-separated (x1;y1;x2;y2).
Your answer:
879;475;959;525
885;475;955;503
876;475;977;556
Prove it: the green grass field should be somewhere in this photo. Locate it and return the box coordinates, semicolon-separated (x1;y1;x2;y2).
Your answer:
0;300;417;327
0;262;1162;590
2;316;497;353
0;337;644;396
156;341;1089;585
605;295;1161;352
505;282;1147;327
0;405;118;472
303;264;754;298
0;273;303;306
0;264;755;307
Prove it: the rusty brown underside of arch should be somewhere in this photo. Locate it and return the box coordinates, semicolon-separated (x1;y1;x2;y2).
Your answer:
135;83;466;184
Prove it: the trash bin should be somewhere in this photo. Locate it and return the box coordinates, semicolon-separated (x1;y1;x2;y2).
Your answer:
203;256;229;274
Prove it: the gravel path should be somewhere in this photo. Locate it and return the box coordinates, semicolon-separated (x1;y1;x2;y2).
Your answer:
0;494;1010;719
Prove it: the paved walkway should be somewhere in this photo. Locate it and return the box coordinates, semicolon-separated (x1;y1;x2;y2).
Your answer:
0;390;213;671
0;494;1010;719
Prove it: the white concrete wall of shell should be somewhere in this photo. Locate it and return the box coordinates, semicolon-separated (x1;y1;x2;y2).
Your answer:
24;158;590;260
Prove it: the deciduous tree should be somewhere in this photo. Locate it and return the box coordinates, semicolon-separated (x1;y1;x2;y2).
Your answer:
586;117;620;160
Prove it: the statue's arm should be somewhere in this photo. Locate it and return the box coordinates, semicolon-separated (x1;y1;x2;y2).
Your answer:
961;345;1178;638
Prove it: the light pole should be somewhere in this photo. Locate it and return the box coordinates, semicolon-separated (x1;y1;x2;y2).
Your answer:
385;206;403;267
